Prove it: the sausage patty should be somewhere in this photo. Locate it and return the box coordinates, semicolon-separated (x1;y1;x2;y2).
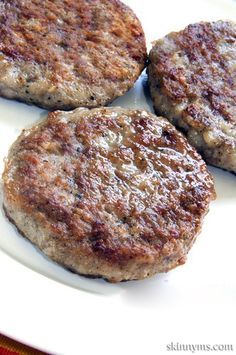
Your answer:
2;107;215;282
0;0;146;110
148;21;236;173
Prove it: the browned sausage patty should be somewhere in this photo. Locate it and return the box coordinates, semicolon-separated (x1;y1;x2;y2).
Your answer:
0;0;146;110
148;21;236;173
3;107;215;282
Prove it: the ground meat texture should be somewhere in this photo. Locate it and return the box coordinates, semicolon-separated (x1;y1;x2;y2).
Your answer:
148;21;236;173
0;0;146;110
2;107;215;282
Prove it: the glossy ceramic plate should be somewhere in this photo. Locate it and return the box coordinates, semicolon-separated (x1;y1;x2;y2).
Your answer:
0;1;236;354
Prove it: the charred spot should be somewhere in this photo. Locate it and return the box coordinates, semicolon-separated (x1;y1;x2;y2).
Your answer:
169;67;184;81
138;118;148;128
122;216;128;223
89;223;122;262
76;193;83;200
90;221;106;240
23;189;71;224
60;42;69;49
91;239;116;261
43;203;71;223
202;87;219;100
162;129;176;145
226;38;235;44
162;130;171;139
114;175;124;185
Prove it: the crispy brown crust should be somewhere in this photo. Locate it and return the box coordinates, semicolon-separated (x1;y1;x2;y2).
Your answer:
3;204;109;281
148;21;236;172
0;0;146;109
3;107;215;281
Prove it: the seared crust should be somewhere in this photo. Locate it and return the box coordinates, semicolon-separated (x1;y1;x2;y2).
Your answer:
3;107;215;282
148;21;236;173
0;0;146;110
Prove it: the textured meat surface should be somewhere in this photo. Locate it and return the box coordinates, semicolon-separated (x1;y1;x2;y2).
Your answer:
3;107;215;282
148;21;236;173
0;0;146;110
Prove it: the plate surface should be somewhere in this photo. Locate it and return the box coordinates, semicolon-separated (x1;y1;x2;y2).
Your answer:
0;1;236;354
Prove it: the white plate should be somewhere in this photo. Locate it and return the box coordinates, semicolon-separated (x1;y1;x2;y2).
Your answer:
0;1;236;354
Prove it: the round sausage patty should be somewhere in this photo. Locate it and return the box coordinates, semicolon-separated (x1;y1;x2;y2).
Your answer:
148;21;236;173
3;107;215;282
0;0;146;110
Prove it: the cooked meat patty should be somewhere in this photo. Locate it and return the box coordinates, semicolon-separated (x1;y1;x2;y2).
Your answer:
148;21;236;173
2;107;215;282
0;0;146;110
